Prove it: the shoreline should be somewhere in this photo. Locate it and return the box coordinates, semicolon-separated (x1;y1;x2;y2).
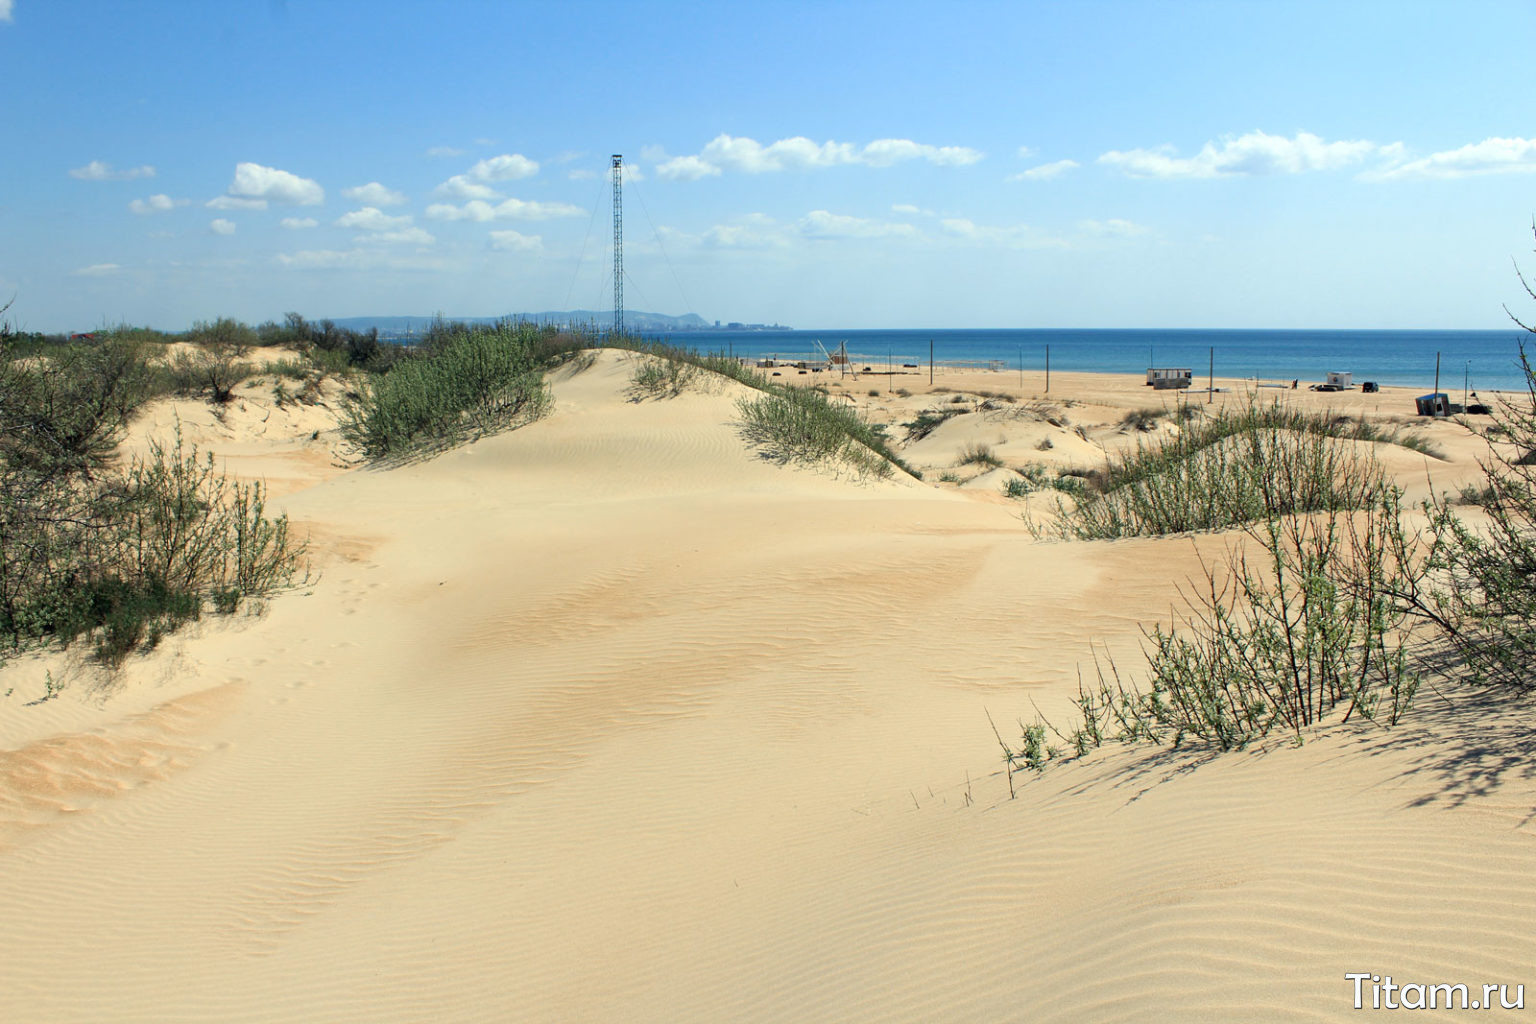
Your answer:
761;360;1517;416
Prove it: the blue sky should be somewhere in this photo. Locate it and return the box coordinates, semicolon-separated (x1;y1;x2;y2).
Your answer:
5;0;1536;331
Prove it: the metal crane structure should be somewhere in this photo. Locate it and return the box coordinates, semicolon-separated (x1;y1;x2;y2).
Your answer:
611;154;623;336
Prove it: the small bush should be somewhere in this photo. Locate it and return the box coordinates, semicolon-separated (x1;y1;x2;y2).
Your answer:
1419;342;1536;688
1061;400;1398;539
1003;465;1086;499
628;355;699;399
1020;400;1068;427
1005;483;1426;774
736;388;896;479
957;442;1003;469
902;406;964;442
263;359;312;381
158;346;255;404
0;335;150;480
187;317;258;358
0;425;307;665
341;323;551;459
1120;407;1168;432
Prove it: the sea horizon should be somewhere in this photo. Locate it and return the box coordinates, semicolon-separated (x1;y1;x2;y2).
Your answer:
633;326;1534;393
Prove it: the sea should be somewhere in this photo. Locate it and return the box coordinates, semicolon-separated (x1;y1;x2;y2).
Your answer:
629;328;1535;394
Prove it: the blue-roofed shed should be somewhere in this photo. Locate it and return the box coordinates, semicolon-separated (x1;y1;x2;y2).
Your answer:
1416;392;1450;417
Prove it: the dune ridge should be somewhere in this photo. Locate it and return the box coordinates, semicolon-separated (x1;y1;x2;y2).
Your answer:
0;350;1529;1022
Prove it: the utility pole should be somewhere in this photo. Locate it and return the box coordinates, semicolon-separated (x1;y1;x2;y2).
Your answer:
612;154;623;337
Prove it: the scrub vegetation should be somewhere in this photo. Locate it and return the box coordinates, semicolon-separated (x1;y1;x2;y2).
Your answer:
0;306;310;667
998;330;1536;784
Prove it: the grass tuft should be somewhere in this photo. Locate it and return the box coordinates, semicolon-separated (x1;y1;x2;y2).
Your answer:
341;323;552;459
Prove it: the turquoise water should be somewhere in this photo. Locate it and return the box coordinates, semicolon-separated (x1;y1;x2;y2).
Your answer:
636;328;1534;393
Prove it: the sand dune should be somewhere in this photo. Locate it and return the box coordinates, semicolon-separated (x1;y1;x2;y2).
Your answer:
1;351;1530;1021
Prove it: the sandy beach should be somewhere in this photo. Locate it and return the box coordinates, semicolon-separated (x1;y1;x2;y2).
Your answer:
1;350;1531;1022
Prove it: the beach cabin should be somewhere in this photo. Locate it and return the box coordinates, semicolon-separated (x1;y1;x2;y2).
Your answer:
1327;371;1353;389
1416;392;1451;417
1146;367;1193;390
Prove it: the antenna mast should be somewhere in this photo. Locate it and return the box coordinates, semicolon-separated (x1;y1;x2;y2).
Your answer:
611;154;623;336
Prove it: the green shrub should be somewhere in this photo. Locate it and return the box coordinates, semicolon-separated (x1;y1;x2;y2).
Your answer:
1419;343;1536;689
187;317;258;357
1120;407;1168;432
902;406;964;442
1002;466;1086;499
155;346;257;404
1059;401;1399;539
957;442;1003;469
0;425;307;665
1006;482;1425;772
0;334;150;481
615;341;916;478
736;387;896;478
628;354;698;399
263;358;312;381
340;323;551;459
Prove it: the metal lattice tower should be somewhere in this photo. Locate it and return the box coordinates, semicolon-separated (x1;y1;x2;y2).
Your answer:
611;154;623;336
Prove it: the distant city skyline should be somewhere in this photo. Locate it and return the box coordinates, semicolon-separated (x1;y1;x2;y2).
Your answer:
5;0;1536;333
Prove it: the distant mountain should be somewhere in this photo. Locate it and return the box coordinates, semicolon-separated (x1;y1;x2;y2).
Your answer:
327;310;718;338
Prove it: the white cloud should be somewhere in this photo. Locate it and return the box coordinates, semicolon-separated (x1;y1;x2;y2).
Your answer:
1099;130;1386;179
488;230;542;251
1079;218;1150;237
207;195;268;210
684;214;787;249
276;248;446;271
434;174;502;200
335;206;412;231
704;222;789;249
277;249;365;270
71;263;121;276
129;193;187;214
1016;145;1035;159
433;152;541;199
798;210;920;240
0;1;13;24
713;135;855;172
568;168;597;181
941;218;1065;249
426;146;466;158
468;153;539;181
656;134;982;179
70;160;155;181
281;217;318;229
1368;136;1536;180
862;138;983;167
1012;159;1080;181
226;161;324;204
356;227;436;247
657;155;722;181
425;198;583;221
209;218;236;235
343;181;407;206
